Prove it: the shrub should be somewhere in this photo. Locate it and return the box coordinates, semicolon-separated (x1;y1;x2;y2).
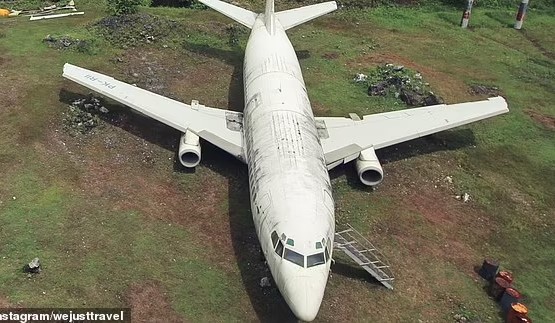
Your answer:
107;0;152;15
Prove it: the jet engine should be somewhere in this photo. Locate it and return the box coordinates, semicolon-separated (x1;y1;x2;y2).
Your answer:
178;130;201;168
355;147;384;186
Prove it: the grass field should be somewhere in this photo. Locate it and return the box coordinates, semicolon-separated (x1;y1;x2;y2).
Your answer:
0;1;554;322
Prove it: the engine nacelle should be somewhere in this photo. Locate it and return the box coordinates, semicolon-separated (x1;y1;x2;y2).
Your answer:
178;130;201;168
356;147;384;186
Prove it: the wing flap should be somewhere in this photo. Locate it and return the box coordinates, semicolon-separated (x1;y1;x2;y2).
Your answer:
63;63;244;161
318;97;509;166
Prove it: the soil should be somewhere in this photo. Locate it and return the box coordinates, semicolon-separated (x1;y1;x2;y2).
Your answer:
322;52;340;60
525;109;555;130
125;281;186;323
0;296;12;307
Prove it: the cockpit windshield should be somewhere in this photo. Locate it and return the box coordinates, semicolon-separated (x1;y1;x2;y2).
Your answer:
307;252;325;268
271;231;331;268
284;248;304;267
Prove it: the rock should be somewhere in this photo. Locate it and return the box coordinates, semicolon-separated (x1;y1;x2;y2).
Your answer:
63;95;106;135
369;81;389;96
132;73;139;78
353;73;368;83
399;88;424;106
259;276;271;288
423;93;443;106
24;257;41;274
470;84;500;96
445;176;453;184
463;192;471;203
393;65;404;71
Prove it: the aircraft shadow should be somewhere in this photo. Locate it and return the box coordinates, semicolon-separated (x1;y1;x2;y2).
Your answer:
182;41;244;113
331;261;385;289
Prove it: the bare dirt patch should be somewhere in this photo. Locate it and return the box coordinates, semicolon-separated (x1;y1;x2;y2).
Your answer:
347;52;473;102
0;56;24;114
125;281;186;323
0;296;12;307
119;47;240;110
525;109;555;130
322;52;340;60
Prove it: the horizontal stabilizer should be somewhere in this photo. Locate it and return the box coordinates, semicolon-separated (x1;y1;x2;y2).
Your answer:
276;1;337;30
198;0;257;28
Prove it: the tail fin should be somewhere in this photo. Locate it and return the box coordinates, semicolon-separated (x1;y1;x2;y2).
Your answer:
265;0;275;34
276;1;337;30
198;0;257;28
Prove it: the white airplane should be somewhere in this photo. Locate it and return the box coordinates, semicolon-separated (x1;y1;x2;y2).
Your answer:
62;0;508;320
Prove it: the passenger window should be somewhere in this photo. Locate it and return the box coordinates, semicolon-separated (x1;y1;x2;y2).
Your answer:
307;253;325;268
271;231;279;248
286;238;294;246
316;242;322;249
284;248;304;267
275;240;284;257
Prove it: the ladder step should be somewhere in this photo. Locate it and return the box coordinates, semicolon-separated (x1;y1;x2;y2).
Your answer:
335;229;352;235
376;265;389;269
360;261;380;266
358;249;376;253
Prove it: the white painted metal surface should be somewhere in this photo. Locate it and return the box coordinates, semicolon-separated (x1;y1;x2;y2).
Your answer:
30;11;83;21
62;0;509;320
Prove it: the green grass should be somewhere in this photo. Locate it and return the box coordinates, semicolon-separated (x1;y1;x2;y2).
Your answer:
1;1;554;322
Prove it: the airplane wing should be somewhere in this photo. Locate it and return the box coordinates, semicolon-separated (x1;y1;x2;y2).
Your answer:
62;63;244;162
316;96;508;169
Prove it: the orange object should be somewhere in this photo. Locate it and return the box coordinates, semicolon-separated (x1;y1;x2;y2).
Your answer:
498;270;514;283
507;303;530;323
0;9;10;17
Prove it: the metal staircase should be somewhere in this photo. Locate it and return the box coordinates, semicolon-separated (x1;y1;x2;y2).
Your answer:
334;224;395;290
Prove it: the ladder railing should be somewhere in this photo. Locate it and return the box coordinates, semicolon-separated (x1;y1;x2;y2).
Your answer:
334;224;394;290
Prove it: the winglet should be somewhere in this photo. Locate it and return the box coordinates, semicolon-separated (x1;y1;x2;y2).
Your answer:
198;0;257;29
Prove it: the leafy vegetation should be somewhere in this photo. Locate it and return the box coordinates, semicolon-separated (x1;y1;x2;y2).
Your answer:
106;0;152;15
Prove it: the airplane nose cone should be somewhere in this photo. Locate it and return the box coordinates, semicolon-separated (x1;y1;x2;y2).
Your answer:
283;276;326;322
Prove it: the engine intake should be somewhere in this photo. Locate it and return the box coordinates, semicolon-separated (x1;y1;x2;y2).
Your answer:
178;130;201;168
356;147;384;186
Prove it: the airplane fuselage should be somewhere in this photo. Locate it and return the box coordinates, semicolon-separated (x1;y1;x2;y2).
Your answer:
242;16;335;321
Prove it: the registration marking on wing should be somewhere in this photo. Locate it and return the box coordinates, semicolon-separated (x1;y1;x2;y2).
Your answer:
84;74;116;89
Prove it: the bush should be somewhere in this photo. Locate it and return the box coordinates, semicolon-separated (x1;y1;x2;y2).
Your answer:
107;0;152;15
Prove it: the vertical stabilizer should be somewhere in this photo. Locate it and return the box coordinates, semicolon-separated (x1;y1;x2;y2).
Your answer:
265;0;275;34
